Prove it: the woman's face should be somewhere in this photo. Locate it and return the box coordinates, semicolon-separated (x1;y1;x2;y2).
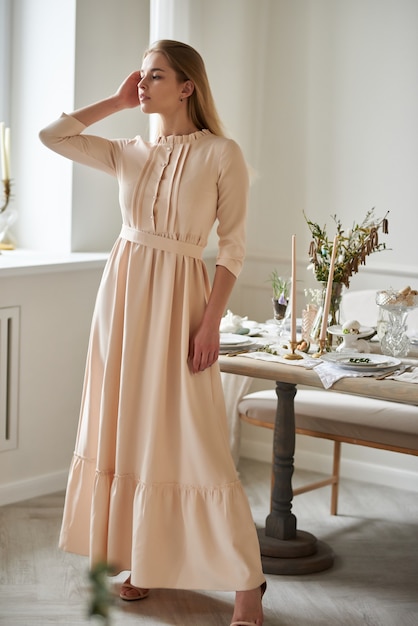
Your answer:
138;52;187;115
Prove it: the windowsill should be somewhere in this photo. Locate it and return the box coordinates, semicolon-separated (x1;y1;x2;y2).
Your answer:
0;248;109;276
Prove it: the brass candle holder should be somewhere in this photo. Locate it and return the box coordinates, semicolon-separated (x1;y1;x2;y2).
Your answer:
1;178;11;213
283;340;304;360
312;338;326;358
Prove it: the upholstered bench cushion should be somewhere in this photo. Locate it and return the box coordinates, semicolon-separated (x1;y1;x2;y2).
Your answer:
238;389;418;452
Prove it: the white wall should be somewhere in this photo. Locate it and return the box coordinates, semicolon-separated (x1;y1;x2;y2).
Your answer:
0;263;104;504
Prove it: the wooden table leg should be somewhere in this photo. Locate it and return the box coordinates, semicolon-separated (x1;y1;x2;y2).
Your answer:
257;381;335;574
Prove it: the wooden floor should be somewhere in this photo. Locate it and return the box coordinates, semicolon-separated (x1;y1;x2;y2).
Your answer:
1;458;418;626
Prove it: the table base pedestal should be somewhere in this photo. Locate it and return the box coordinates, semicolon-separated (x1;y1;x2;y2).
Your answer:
258;528;334;575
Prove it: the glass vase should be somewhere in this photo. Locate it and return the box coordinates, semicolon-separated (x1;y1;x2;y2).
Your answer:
0;205;18;247
310;282;343;349
376;290;418;357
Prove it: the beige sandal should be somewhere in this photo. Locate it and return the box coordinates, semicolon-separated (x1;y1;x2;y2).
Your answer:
119;576;150;601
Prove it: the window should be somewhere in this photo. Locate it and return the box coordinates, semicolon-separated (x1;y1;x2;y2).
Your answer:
0;0;11;124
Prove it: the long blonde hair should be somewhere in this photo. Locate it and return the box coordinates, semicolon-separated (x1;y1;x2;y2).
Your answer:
143;40;225;137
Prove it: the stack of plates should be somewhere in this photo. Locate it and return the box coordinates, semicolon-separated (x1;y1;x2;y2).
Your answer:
322;352;401;373
219;333;259;354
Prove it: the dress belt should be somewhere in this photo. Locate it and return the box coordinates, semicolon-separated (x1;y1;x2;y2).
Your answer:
120;225;203;260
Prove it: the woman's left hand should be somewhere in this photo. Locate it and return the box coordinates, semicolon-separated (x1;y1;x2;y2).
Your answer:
188;322;220;374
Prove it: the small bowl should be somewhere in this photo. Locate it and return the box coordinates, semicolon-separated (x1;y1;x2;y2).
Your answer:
376;289;418;310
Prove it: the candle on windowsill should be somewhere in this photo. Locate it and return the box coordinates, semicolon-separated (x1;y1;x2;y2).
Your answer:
291;234;297;343
319;235;339;343
0;122;11;181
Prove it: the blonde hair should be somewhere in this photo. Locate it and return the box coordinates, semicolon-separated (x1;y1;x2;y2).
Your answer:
143;40;225;137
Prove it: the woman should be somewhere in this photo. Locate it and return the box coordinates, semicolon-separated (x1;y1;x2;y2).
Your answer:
40;40;266;626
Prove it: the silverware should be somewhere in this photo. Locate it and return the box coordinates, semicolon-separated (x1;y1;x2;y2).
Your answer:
375;365;406;380
226;349;252;357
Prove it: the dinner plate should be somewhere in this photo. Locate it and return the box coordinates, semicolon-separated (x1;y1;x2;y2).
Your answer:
219;337;259;354
219;333;254;346
321;352;401;372
327;325;376;339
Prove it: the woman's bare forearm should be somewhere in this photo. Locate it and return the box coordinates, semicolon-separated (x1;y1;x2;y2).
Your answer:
189;265;237;373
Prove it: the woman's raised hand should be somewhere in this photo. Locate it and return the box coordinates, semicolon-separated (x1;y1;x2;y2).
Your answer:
115;70;142;109
68;71;141;126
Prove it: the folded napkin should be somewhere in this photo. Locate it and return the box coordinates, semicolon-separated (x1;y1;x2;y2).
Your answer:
314;361;377;389
220;309;248;334
391;366;418;383
241;350;319;369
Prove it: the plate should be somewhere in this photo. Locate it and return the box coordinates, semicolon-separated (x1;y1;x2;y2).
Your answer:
241;321;264;336
219;333;253;346
327;325;376;339
219;336;259;354
321;352;401;372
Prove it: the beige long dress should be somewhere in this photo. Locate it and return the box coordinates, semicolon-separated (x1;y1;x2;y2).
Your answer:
39;115;265;591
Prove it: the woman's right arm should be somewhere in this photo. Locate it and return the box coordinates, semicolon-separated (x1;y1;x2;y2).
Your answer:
39;71;141;173
66;70;141;126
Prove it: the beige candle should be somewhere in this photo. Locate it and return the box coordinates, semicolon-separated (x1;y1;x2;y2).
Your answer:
291;234;296;343
319;235;339;342
4;126;10;180
0;122;6;180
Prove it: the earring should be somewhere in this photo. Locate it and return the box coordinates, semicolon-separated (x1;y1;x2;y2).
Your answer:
180;97;183;102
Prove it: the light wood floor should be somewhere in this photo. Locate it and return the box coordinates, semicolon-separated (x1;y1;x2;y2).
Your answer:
1;458;418;626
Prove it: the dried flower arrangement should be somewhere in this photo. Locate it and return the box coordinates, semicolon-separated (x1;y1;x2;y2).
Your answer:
305;208;389;288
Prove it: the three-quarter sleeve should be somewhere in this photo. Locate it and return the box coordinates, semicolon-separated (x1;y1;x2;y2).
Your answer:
215;139;249;278
39;113;119;176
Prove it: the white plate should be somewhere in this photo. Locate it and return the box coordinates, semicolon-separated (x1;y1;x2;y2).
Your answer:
241;321;264;336
328;325;376;339
219;337;259;354
219;333;253;346
322;352;401;372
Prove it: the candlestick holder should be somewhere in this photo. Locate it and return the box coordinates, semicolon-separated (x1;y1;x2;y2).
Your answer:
312;339;326;358
283;340;304;360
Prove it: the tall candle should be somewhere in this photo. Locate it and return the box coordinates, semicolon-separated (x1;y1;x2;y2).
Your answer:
319;235;339;342
4;126;10;180
0;123;6;180
291;234;297;343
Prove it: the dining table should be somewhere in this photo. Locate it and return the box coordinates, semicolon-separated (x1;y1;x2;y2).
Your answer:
218;347;418;576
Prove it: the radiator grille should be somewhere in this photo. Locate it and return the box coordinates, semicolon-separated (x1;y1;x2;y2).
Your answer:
0;306;19;451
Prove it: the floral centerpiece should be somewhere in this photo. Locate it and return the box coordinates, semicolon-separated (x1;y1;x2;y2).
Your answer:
304;208;389;344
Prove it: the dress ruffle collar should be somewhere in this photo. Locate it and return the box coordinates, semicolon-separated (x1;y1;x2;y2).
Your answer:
155;129;211;145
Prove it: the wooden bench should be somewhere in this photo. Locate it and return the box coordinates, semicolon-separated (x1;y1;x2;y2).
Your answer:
238;388;418;515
